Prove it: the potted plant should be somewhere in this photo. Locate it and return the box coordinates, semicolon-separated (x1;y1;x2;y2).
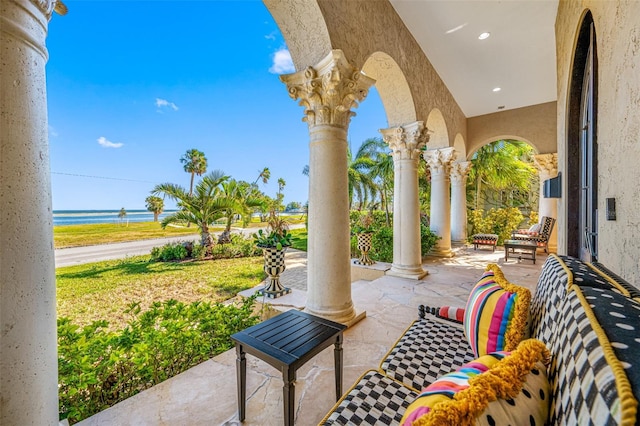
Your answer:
352;212;375;265
253;210;292;298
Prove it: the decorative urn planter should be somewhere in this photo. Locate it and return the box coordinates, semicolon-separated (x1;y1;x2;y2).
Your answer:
260;246;291;298
354;232;375;265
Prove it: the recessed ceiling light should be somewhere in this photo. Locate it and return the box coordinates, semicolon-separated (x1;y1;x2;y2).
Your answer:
478;32;491;40
493;87;501;92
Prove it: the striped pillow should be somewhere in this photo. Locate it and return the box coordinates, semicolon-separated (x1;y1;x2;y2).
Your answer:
400;339;550;426
464;264;531;357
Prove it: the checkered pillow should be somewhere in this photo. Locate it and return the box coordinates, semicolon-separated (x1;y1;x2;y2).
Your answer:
464;264;531;357
400;339;550;426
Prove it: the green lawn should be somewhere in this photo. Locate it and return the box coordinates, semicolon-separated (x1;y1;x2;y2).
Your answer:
54;222;204;249
56;255;266;330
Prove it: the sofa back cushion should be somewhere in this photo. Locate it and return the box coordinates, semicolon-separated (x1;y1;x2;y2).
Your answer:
529;255;570;345
464;264;531;357
546;285;637;425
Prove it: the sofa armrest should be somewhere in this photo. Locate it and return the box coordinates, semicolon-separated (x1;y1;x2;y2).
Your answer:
419;305;465;324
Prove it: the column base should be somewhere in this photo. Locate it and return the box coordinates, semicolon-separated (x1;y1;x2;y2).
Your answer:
429;247;455;258
387;264;428;280
304;305;367;328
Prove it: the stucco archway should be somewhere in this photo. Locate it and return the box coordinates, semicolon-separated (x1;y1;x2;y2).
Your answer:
362;52;416;128
425;108;449;149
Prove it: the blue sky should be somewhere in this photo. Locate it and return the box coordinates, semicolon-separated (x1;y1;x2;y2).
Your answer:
46;0;388;211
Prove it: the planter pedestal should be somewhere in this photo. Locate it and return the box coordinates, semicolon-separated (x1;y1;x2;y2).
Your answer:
354;232;375;266
258;247;291;298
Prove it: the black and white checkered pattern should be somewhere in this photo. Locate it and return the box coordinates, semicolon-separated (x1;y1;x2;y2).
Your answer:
529;255;570;345
379;319;474;391
321;370;417;425
547;289;625;426
591;261;640;299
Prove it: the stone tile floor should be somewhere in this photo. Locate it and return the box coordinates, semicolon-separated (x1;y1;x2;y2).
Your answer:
77;246;545;426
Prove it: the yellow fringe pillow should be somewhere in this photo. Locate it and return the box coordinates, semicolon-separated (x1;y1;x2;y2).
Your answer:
400;339;550;426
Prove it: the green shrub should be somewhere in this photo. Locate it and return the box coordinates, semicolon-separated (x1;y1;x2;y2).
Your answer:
190;243;207;260
150;242;188;262
58;296;259;424
211;234;261;259
468;207;524;245
370;226;394;262
420;225;440;256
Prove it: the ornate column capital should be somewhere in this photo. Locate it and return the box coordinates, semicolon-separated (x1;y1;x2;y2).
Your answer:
280;49;375;128
533;153;558;176
450;161;472;184
423;147;456;175
380;121;430;161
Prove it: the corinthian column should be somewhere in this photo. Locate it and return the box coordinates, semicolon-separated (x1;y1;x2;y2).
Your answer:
1;1;58;424
533;153;558;252
423;147;456;257
280;50;374;326
450;161;472;244
380;122;429;279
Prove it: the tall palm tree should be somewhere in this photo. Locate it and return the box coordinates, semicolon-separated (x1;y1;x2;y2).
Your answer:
348;142;378;210
145;195;164;222
152;170;234;250
180;149;208;196
469;140;536;211
359;137;393;224
253;167;271;186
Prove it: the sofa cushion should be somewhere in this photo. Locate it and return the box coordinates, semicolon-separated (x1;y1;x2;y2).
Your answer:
400;339;550;426
529;255;571;345
320;370;417;425
380;318;474;391
547;285;638;425
464;264;531;357
580;286;640;403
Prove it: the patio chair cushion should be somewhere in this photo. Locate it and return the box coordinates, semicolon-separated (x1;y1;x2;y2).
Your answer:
400;339;550;426
464;264;531;357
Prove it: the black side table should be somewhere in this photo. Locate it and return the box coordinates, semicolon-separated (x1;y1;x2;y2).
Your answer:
231;309;347;425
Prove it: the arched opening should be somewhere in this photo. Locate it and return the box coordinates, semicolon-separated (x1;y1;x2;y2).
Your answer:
362;52;416;128
567;11;598;260
425;108;449;149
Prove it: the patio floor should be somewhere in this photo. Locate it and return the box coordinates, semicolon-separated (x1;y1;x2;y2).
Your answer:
76;246;546;426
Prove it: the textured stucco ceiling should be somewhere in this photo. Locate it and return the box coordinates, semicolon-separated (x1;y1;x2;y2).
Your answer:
389;0;558;118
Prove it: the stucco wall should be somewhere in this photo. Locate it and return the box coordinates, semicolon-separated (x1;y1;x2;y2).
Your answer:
467;102;557;157
556;0;640;286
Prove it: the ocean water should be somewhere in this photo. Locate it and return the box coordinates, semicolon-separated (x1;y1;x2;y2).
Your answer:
53;210;176;226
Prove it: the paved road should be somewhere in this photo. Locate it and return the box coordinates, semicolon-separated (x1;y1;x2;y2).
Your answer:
54;224;306;268
55;234;200;268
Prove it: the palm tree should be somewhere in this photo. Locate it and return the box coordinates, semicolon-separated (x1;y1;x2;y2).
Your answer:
152;170;234;250
358;137;393;224
469;140;536;211
180;149;208;196
118;207;127;224
145;195;164;222
253;167;271;186
348;142;378;210
218;179;263;242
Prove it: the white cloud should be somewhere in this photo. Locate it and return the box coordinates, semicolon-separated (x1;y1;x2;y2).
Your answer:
48;125;58;138
97;136;124;148
264;31;277;41
269;48;295;74
155;98;179;111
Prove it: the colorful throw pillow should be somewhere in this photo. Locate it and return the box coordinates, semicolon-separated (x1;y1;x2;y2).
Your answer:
400;339;550;426
464;264;531;357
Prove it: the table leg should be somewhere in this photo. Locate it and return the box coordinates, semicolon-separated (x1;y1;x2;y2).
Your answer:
334;333;343;400
283;366;296;426
235;344;246;422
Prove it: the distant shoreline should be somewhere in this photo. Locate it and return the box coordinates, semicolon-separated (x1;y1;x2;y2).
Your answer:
53;210;178;227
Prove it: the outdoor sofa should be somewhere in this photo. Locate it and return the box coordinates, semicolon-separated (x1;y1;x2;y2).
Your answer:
320;254;640;425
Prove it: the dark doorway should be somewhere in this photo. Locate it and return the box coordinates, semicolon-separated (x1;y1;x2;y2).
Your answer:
567;12;598;261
